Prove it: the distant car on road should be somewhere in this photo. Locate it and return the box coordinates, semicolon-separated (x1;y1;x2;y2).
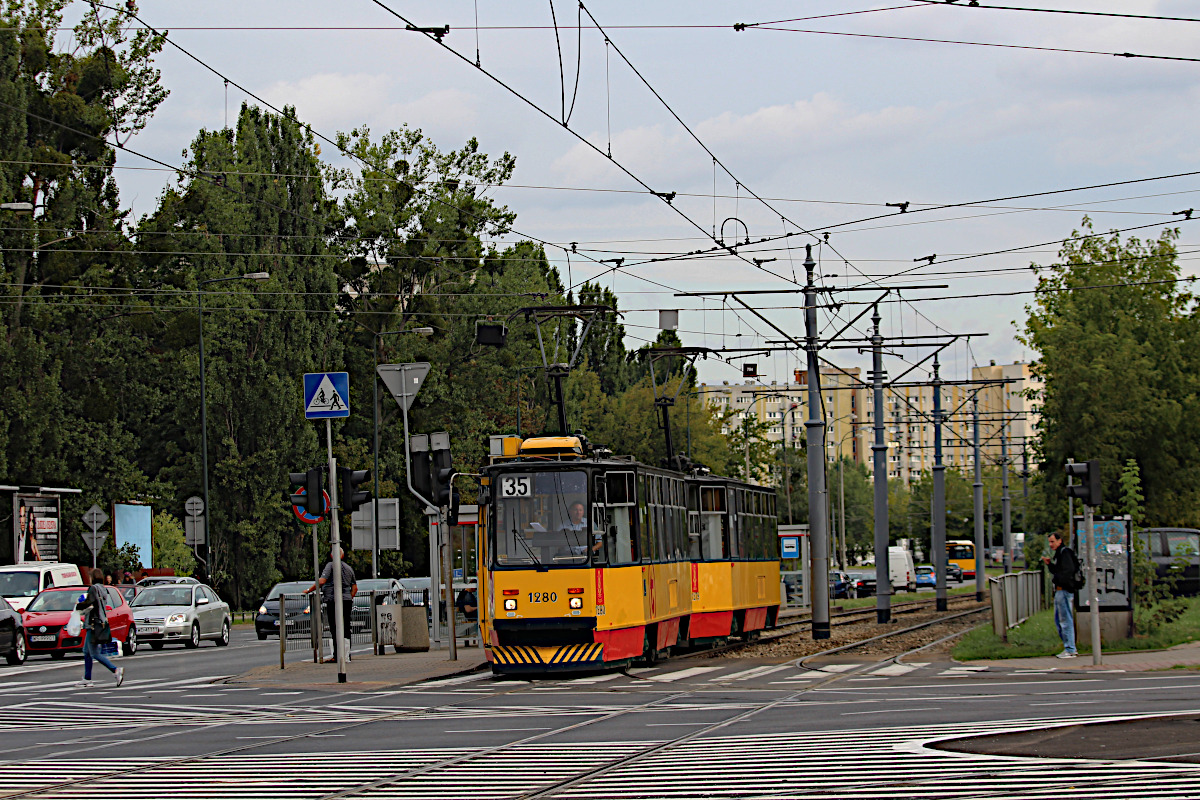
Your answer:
829;571;852;600
130;584;231;649
947;563;964;583
255;581;313;640
115;584;143;606
0;563;84;614
136;576;199;588
0;597;26;665
22;585;137;658
915;565;936;589
1138;528;1200;597
847;569;877;599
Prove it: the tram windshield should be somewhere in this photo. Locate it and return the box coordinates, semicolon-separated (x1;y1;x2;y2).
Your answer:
494;471;591;567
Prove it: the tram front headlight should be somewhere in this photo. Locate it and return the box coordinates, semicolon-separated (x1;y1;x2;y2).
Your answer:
568;597;583;610
504;599;518;611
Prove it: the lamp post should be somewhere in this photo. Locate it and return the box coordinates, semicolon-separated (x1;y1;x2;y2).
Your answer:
198;271;269;579
827;418;858;570
373;326;434;579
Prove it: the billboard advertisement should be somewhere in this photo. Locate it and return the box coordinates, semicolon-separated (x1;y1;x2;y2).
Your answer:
14;494;60;563
114;503;153;568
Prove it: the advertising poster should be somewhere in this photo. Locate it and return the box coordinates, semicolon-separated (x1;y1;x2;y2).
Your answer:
114;503;153;568
1073;515;1133;612
14;495;60;563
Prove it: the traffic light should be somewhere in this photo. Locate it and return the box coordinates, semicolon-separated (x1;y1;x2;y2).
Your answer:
1065;460;1102;507
289;469;323;516
338;467;371;513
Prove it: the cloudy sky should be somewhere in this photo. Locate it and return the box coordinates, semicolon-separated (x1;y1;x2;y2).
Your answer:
93;1;1200;385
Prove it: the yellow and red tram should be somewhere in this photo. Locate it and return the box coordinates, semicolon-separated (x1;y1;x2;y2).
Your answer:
477;435;780;673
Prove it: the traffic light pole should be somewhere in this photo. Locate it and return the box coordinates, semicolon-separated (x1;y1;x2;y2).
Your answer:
1001;419;1012;573
326;418;348;683
441;505;457;662
1083;501;1102;665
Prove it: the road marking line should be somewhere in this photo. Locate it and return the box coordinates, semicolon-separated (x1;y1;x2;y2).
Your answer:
445;727;552;733
645;666;723;682
709;665;792;682
842;707;939;715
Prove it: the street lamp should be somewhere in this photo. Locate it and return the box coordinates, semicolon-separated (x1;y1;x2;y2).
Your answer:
0;202;33;213
827;415;858;569
373;326;435;578
198;271;270;579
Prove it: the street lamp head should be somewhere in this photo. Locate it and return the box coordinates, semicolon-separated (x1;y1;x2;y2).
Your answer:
243;272;270;282
412;327;435;337
0;202;33;214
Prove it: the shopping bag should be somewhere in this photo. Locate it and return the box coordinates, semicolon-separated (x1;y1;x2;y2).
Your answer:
65;611;83;638
99;640;119;658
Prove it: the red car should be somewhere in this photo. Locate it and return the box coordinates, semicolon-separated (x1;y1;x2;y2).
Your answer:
21;585;138;658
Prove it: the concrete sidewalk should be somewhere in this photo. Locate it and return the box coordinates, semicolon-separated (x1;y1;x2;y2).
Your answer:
963;640;1200;672
227;648;488;692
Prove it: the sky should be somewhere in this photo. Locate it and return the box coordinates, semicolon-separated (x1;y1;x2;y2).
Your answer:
70;0;1200;386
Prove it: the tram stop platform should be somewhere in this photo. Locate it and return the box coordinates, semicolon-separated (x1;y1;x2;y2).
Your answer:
226;647;489;692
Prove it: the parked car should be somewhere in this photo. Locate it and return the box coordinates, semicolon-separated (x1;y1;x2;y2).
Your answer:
0;597;26;665
915;565;936;589
0;563;84;614
847;569;877;599
397;577;431;606
130;584;231;649
115;584;143;606
136;576;199;588
947;563;964;583
829;571;852;600
21;585;137;658
1138;528;1200;596
255;580;313;640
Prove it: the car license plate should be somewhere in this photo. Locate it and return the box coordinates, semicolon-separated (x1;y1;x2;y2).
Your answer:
30;635;55;643
141;626;162;634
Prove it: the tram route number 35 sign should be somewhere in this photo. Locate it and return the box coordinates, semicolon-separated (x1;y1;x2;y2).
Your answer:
500;476;531;497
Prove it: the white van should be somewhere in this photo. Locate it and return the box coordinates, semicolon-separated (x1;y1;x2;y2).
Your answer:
0;562;84;613
888;547;916;593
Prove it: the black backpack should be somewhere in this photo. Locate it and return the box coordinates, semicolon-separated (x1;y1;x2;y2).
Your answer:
1064;547;1085;593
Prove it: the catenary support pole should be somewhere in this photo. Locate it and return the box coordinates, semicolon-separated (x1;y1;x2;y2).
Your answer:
972;394;985;602
327;418;348;683
441;507;457;661
870;304;891;623
803;244;830;640
932;356;948;612
372;358;380;580
1002;417;1012;572
1084;501;1102;665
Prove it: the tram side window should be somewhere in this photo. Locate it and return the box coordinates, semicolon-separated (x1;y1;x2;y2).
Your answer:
701;486;726;560
638;474;654;564
726;489;742;559
687;484;702;560
602;472;637;565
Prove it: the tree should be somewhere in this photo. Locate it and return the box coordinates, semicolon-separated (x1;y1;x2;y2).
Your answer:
151;511;194;576
1022;217;1200;527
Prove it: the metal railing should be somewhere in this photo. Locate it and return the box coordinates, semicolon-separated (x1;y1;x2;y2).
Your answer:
989;570;1044;639
279;590;402;667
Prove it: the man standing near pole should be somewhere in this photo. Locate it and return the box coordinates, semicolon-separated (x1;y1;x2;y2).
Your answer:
306;547;357;663
1043;531;1079;659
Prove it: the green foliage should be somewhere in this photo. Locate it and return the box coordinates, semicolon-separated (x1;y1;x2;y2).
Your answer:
1022;218;1200;528
1024;533;1047;568
151;511;193;576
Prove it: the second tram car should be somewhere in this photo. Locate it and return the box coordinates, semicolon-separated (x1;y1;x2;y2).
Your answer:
478;435;779;673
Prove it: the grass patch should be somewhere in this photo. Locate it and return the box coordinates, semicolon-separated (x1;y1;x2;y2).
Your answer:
953;596;1200;660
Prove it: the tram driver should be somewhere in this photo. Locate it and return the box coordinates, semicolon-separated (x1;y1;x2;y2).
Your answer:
557;502;603;558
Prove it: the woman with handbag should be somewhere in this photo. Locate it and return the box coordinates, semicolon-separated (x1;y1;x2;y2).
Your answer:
74;568;124;688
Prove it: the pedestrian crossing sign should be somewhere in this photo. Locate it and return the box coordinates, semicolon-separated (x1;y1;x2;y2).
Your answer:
303;372;350;419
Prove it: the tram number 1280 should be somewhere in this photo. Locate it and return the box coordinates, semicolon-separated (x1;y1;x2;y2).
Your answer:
528;592;558;603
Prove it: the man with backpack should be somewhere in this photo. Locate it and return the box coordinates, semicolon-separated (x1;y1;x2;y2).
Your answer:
1043;530;1081;658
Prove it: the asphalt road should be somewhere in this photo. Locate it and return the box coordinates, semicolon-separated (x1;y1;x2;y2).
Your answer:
2;639;1200;799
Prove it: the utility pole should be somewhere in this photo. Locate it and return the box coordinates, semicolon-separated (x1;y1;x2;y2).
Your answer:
870;304;891;623
972;394;985;602
1001;417;1012;572
803;244;831;640
838;457;847;570
932;355;948;612
1021;441;1029;533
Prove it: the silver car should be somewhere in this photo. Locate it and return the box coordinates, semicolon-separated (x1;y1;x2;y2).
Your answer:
129;584;231;649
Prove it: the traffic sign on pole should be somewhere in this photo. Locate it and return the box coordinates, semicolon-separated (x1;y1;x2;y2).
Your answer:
377;363;430;412
303;372;350;419
184;496;205;517
291;488;330;524
184;515;206;546
82;504;108;530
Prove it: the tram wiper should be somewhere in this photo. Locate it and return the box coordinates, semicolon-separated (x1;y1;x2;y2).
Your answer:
512;528;549;572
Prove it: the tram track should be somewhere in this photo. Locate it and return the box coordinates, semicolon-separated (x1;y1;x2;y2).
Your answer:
4;598;993;800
